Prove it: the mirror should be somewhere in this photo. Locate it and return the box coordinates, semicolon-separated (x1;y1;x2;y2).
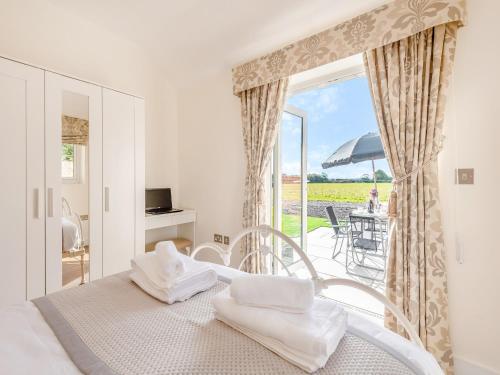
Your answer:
61;91;89;288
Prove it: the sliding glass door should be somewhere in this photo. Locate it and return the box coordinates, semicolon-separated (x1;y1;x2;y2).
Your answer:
272;106;307;270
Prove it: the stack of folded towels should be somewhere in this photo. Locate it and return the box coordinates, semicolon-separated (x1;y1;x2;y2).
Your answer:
130;241;217;304
212;275;347;373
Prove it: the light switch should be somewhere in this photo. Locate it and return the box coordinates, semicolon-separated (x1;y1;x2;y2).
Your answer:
456;168;474;184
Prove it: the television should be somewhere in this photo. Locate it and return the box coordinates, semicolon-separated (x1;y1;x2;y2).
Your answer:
145;188;182;214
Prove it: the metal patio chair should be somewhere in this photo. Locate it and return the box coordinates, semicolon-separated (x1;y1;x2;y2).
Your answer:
346;214;387;282
325;206;349;259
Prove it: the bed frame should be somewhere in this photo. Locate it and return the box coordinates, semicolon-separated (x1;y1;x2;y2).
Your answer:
62;197;87;284
191;224;423;349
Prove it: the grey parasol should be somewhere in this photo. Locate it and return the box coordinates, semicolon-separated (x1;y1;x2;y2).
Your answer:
321;132;385;188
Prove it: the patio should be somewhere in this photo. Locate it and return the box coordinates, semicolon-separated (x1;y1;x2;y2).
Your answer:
281;226;387;323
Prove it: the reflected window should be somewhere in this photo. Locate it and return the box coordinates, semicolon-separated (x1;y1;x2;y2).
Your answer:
61;143;82;183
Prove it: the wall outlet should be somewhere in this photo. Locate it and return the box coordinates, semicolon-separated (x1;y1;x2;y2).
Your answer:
214;234;223;243
223;236;230;245
456;168;474;184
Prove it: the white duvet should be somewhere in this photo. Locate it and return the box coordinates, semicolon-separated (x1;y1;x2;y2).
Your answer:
62;217;79;252
0;263;442;375
0;301;81;374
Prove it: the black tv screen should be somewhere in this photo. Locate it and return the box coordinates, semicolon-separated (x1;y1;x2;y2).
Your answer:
145;188;172;210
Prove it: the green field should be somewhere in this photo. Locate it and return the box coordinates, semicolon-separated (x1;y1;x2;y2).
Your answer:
283;182;391;203
281;214;331;237
280;182;391;237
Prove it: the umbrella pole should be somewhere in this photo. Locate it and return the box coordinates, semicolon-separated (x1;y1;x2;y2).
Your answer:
372;159;377;190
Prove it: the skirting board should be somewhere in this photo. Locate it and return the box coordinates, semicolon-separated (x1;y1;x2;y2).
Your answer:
455;357;499;375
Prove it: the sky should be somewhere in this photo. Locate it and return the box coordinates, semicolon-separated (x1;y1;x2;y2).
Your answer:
280;76;391;179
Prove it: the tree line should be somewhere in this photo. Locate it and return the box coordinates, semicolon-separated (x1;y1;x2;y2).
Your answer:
307;170;392;183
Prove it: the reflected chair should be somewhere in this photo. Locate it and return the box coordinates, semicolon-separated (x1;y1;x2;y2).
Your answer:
346;214;387;282
325;206;349;259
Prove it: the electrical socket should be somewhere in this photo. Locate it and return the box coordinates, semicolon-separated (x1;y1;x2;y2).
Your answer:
214;234;223;243
456;168;474;184
223;236;230;245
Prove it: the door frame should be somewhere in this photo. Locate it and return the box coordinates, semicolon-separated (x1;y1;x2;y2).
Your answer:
272;105;308;272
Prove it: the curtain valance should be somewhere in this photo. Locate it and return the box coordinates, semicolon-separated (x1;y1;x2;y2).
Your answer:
232;0;466;95
62;115;88;145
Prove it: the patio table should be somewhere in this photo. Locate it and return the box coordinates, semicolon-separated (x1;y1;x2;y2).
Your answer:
350;208;388;221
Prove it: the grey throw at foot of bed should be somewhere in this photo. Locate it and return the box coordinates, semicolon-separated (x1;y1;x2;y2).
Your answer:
33;272;416;375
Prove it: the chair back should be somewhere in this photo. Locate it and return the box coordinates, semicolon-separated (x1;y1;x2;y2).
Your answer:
325;206;340;235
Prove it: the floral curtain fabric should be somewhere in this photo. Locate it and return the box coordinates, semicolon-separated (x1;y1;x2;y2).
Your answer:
240;78;288;273
363;22;458;374
62;115;88;145
232;0;466;95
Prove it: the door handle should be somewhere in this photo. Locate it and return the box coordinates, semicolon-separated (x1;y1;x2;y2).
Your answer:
33;188;40;219
47;188;54;218
104;187;110;212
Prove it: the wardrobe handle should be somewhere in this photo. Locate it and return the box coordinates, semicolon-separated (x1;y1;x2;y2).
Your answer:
104;187;110;212
33;188;40;219
47;188;54;218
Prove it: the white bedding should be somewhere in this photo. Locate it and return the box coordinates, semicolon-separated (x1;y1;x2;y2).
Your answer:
62;217;79;251
0;262;442;375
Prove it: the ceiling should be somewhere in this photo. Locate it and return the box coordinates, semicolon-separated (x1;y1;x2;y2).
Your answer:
47;0;390;88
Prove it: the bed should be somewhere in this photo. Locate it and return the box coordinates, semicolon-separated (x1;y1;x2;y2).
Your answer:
62;197;87;284
0;225;443;375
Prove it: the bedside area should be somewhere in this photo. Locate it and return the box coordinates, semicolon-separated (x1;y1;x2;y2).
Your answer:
145;209;196;255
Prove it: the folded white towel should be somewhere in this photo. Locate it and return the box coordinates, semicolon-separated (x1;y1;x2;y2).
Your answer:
131;255;217;304
156;241;185;281
230;274;314;313
131;241;184;289
213;288;347;373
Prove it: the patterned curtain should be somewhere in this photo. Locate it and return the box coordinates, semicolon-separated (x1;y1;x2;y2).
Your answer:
364;22;458;374
240;78;288;273
62;115;88;145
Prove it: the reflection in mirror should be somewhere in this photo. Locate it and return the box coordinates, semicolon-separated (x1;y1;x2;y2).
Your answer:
61;91;90;288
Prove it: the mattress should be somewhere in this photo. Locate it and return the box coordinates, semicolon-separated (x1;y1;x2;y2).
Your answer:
0;263;442;375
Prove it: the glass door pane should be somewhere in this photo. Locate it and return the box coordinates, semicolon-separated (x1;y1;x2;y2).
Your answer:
273;106;307;271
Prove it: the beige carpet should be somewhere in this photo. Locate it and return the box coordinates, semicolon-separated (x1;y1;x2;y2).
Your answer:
62;253;89;289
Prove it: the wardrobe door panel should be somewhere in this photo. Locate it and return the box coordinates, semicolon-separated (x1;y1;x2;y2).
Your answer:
103;89;135;277
0;58;44;306
134;97;145;257
45;72;103;293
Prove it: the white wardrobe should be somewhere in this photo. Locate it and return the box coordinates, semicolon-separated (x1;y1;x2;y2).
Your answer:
0;57;145;306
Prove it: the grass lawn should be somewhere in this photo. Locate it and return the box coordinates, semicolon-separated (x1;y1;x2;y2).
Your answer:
283;182;392;203
282;214;331;238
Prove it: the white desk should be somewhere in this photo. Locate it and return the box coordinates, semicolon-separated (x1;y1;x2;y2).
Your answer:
145;209;196;249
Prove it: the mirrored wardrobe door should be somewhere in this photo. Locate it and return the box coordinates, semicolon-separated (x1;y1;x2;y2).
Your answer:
45;72;103;293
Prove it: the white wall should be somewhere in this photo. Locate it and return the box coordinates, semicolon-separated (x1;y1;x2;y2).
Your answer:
0;0;179;199
440;0;500;373
178;72;245;267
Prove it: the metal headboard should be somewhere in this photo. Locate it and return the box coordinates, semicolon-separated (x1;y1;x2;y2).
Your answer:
190;224;424;349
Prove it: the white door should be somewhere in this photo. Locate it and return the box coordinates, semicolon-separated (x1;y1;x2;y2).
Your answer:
102;89;136;276
272;106;308;272
0;58;45;306
45;72;103;293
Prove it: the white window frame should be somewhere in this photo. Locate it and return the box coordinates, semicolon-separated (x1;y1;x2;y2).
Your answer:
289;64;365;96
62;144;83;184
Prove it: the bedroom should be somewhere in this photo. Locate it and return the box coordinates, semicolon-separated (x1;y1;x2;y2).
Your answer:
0;0;498;374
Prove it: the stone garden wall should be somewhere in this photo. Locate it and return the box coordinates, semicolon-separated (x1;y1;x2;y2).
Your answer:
282;200;365;221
